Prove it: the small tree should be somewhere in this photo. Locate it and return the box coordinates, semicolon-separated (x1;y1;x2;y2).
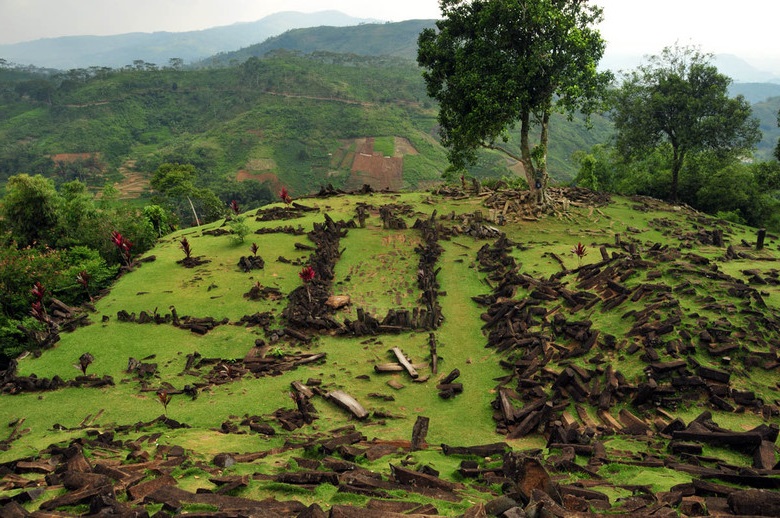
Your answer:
611;44;760;202
228;200;249;244
417;0;611;206
1;174;62;247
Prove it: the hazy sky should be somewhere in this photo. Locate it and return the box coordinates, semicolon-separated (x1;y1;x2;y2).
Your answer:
1;0;778;69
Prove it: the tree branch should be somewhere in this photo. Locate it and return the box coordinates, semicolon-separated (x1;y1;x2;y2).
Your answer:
483;143;524;163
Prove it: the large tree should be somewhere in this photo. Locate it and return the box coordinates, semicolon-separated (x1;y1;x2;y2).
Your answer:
611;44;760;202
417;0;611;205
1;173;62;247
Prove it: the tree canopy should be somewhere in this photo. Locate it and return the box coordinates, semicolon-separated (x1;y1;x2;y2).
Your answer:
1;173;61;247
611;44;761;202
417;0;611;204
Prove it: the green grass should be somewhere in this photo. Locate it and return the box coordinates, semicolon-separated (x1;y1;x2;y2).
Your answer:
4;190;780;515
372;136;395;157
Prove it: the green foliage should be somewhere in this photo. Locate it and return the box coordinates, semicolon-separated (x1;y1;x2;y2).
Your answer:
0;239;117;360
143;204;173;237
0;47;617;197
417;0;611;188
611;44;761;201
372;136;395;157
1;173;61;246
150;163;224;226
57;246;119;305
228;215;250;244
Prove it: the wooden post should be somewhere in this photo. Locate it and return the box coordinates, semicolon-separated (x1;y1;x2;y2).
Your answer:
600;246;609;262
757;228;766;250
428;333;438;375
411;416;430;451
713;229;723;247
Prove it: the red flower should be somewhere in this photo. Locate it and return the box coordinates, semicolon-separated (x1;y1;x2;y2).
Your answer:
299;265;315;283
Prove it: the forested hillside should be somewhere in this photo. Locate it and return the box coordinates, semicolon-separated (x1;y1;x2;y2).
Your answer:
203;20;437;66
0;52;613;199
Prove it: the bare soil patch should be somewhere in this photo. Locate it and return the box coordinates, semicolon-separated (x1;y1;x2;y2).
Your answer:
50;152;102;163
345;137;404;191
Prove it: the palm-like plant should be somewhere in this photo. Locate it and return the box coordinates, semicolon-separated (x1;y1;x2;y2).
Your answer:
30;282;49;324
571;242;588;267
180;237;193;260
111;231;133;266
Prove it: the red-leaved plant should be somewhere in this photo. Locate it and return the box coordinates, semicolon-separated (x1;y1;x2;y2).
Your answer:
250;242;259;257
76;270;92;301
30;282;49;324
571;242;588;267
280;187;292;206
299;265;315;283
299;265;315;302
180;237;193;260
157;390;172;415
111;230;133;266
229;200;240;215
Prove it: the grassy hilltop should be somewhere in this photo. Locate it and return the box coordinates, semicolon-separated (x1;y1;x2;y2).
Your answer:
1;187;780;516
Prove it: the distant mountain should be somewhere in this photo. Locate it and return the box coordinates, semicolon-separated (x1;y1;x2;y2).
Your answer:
714;54;780;84
200;20;437;67
728;83;780;104
600;52;780;85
0;11;377;70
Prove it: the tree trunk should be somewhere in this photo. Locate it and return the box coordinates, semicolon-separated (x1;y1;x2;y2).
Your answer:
519;110;537;190
535;110;551;206
671;145;684;203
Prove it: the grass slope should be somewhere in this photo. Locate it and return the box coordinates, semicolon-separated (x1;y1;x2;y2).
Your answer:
2;189;780;515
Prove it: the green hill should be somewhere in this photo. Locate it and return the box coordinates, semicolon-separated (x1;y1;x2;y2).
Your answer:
203;20;438;66
0;53;613;199
1;188;779;516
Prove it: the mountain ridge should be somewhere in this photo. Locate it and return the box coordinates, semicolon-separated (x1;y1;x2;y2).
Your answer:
0;11;378;69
